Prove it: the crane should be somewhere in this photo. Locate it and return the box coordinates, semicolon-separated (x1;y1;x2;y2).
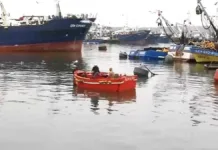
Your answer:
196;0;218;41
0;1;9;26
156;10;185;44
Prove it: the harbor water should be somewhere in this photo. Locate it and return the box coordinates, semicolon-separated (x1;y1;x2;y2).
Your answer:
0;44;218;150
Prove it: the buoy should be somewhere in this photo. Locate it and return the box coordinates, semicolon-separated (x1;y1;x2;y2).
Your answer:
165;55;174;63
214;69;218;83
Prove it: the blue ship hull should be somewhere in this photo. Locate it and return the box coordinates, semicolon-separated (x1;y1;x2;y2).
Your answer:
144;33;160;45
115;30;150;45
83;39;105;44
156;36;172;43
145;34;172;45
0;18;94;52
190;46;218;56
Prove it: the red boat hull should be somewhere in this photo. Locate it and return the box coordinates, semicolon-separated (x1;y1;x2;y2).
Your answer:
73;70;137;92
0;41;82;52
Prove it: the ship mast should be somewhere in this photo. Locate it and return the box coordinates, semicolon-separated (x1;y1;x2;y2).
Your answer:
157;10;180;38
55;0;62;18
196;0;218;40
0;1;8;26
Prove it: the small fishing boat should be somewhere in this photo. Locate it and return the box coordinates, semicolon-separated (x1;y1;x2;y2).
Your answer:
166;44;195;62
129;47;168;60
73;70;137;92
98;45;107;51
119;52;128;59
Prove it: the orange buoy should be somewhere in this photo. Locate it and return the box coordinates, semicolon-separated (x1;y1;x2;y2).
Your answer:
214;69;218;83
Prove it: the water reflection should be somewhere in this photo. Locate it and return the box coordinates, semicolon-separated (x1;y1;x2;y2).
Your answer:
0;52;83;72
73;87;136;115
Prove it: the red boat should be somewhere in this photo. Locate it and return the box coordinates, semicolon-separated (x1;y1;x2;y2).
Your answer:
73;70;137;92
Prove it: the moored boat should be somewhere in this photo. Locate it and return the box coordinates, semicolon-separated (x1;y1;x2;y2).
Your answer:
129;47;168;60
98;45;107;51
190;45;218;63
166;44;195;62
73;70;137;92
0;1;95;52
119;52;128;59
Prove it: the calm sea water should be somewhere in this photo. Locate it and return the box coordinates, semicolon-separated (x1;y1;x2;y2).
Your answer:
0;44;218;150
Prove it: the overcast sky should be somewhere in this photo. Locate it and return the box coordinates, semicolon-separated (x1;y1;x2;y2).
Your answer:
2;0;218;27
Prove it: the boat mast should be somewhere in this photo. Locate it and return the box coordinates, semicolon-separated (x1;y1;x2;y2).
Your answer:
157;10;180;38
0;1;8;26
55;0;62;18
196;0;218;40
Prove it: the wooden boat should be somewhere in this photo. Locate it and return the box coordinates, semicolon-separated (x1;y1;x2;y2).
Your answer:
73;70;137;92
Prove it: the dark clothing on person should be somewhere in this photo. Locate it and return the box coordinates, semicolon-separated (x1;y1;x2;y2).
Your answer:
92;65;100;77
92;65;100;73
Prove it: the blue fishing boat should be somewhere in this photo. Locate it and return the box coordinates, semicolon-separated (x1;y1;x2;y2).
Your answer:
129;47;169;60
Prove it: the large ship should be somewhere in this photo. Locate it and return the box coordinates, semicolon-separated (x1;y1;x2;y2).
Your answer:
0;1;95;52
113;27;150;45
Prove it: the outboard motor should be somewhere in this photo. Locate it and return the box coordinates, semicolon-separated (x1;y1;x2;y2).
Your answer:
133;64;149;77
133;64;157;77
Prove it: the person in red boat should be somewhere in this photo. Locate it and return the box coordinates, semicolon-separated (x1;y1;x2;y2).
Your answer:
108;68;114;78
92;65;100;77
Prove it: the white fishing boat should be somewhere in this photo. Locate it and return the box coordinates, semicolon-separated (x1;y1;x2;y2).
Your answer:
167;44;195;62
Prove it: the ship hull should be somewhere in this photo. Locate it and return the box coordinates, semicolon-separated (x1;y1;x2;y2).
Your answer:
190;47;218;63
0;18;93;52
0;41;83;52
167;45;195;62
193;54;218;63
116;30;150;45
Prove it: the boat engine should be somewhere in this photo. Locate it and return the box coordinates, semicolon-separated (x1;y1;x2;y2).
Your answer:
133;65;149;77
